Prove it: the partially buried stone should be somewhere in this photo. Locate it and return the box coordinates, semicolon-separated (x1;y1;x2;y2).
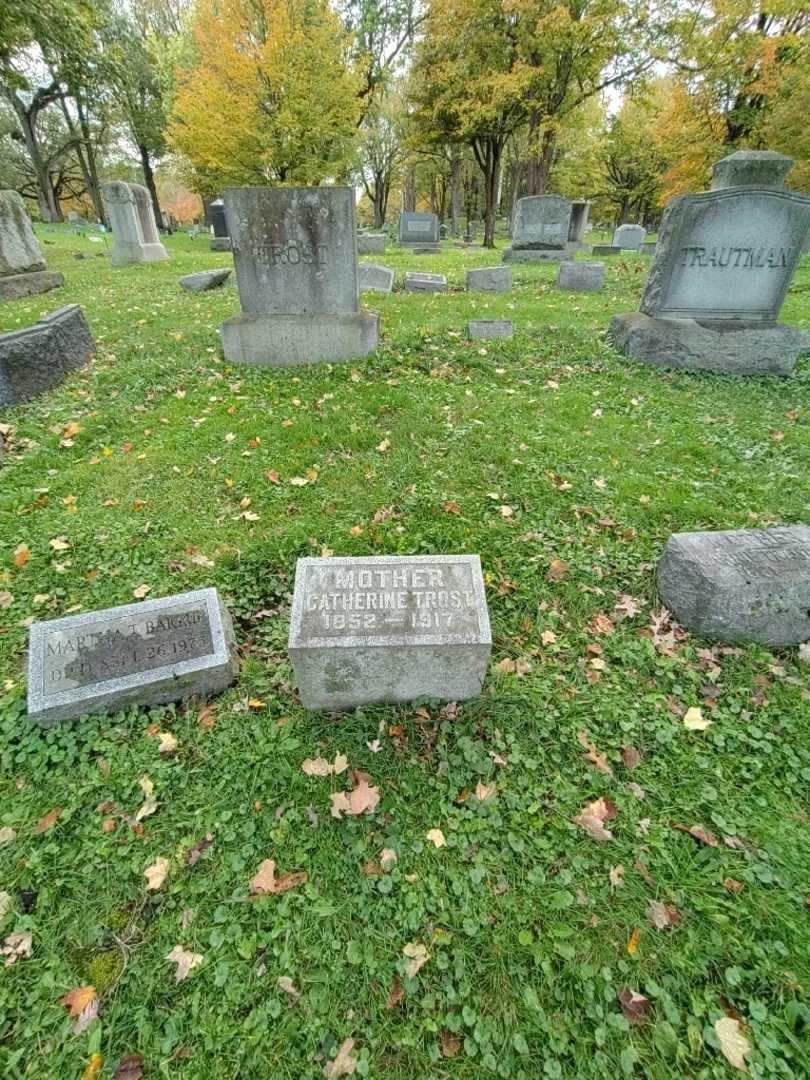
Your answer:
556;261;604;292
0;305;94;406
591;245;622;256
658;527;810;645
359;263;394;294
468;319;513;340
180;268;232;292
27;588;239;725
288;555;492;709
466;266;512;292
404;271;447;293
357;234;386;255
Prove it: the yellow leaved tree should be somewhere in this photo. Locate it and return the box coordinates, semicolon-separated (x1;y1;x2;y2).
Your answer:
170;0;361;190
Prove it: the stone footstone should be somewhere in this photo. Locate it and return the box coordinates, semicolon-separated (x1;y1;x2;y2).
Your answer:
658;526;810;645
466;266;512;292
220;311;379;366
288;555;491;709
359;263;395;294
469;319;513;340
0;269;65;302
27;587;239;726
609;313;809;376
557;261;605;292
404;271;447;293
210;237;232;252
0;305;95;406
357;234;386;255
180;268;232;292
406;244;441;254
591;245;622;256
502;246;575;263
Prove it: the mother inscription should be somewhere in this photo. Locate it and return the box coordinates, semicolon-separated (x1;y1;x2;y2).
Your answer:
288;555;491;709
28;588;238;725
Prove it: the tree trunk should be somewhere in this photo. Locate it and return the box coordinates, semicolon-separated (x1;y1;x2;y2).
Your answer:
450;149;462;236
9;93;63;222
526;117;557;196
139;144;163;230
403;164;416;212
75;96;106;225
473;137;503;249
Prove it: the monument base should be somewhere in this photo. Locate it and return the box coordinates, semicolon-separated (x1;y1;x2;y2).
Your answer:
0;270;65;302
111;241;170;267
400;242;440;253
610;313;810;376
210;237;232;252
502;245;576;263
220;311;380;367
591;245;623;256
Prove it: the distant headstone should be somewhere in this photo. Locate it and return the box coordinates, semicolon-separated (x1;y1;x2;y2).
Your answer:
0;190;65;301
103;181;169;267
711;150;794;191
611;150;810;375
658;527;810;645
0;305;94;406
466;266;512;293
209;198;232;251
28;587;238;726
568;200;591;243
357;234;386;255
469;319;513;340
219;186;379;366
404;271;447;293
641;241;657;255
556;261;605;292
591;245;622;256
399;212;440;248
613;224;646;250
180;268;232;292
288;555;491;709
503;195;576;262
359;263;395;294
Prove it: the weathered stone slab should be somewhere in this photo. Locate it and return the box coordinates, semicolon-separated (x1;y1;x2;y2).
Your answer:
357;234;386;255
640;188;810;323
28;588;239;725
511;195;572;250
0;305;95;406
399;212;440;244
613;224;646;250
658;526;810;645
0;269;65;302
466;266;512;292
609;313;809;376
502;247;575;263
103;181;169;266
556;261;605;292
288;555;491;709
180;269;232;292
469;319;513;340
0;190;48;276
359;263;395;294
591;245;622;256
220;311;379;366
404;271;447;293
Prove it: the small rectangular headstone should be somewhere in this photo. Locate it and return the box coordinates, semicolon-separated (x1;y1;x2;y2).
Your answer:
399;212;440;244
357;234;386;255
467;266;512;292
591;245;622;256
288;555;491;709
556;261;605;292
27;588;238;725
359;263;395;294
404;271;447;293
468;319;513;340
658;526;810;644
613;224;646;250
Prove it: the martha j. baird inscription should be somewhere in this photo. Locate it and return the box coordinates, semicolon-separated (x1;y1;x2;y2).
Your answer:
658;526;810;645
288;555;492;709
27;588;238;725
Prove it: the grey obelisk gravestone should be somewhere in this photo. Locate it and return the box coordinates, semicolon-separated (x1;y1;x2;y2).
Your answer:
0;191;65;301
219;186;379;367
288;555;491;709
610;150;810;375
27;588;238;725
103;181;169;267
503;195;576;263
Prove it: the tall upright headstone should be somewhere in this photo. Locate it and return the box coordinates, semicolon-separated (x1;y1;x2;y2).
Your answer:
399;212;440;251
610;151;810;375
568;200;591;244
209;198;231;252
613;223;646;251
219;186;379;366
103;182;169;267
503;195;576;262
0;191;65;301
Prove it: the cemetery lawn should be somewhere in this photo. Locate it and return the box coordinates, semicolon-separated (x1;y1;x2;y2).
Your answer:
3;227;810;1080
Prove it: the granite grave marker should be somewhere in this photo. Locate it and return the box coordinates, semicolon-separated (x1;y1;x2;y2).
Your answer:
359;263;395;294
399;212;440;251
468;319;513;340
466;266;512;292
0;305;94;406
503;195;576;262
404;271;447;293
288;555;491;709
0;190;64;301
103;181;169;266
209;198;231;251
556;261;605;292
613;224;646;250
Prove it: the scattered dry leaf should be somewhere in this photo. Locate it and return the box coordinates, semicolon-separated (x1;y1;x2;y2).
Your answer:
157;731;178;754
250;858;308;896
0;827;17;845
2;931;32;966
113;1054;145;1080
144;857;170;891
166;945;203;982
618;988;651;1025
323;1037;357;1078
33;807;61;834
132;584;151;599
647;900;683;930
622;745;642;770
577;731;613;776
548;559;569;582
673;823;720;848
330;771;380;818
715;1016;751;1072
573;798;618;842
475;781;496;801
387;972;404;1008
441;1030;461;1057
403;941;430;977
684;706;712;731
277;975;301;1003
627;927;640;956
62;986;98;1032
426;828;446;848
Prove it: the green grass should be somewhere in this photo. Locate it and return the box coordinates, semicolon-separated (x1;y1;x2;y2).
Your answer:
1;224;810;1079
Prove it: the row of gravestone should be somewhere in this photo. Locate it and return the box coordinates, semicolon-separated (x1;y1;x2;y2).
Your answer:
27;526;810;725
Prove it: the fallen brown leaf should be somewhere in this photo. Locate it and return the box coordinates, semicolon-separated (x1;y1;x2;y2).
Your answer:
386;973;404;1009
186;834;214;868
144;857;170;891
622;745;642;770
618;987;651;1025
250;858;308;896
673;823;720;848
113;1054;145;1080
277;975;301;1003
573;797;618;842
441;1029;461;1057
166;945;203;982
330;770;380;818
323;1037;357;1078
715;1016;751;1072
647;900;683;930
548;559;569;582
33;807;61;834
403;941;430;977
577;731;613;776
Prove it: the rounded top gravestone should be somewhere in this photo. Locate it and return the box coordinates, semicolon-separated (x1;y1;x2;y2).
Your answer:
0;190;47;277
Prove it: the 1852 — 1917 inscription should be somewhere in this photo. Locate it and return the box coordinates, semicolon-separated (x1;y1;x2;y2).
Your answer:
288;555;492;710
658;526;810;645
27;588;239;725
